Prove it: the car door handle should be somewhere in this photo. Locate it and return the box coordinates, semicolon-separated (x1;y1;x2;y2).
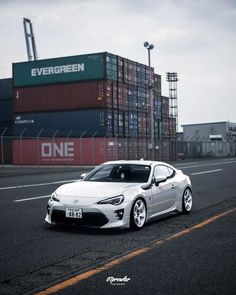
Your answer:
171;184;175;189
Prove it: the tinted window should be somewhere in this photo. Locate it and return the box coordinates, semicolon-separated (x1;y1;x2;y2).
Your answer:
85;164;151;183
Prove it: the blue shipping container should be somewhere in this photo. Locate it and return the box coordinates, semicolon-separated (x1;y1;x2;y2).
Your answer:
13;109;109;137
0;78;12;100
0;99;12;122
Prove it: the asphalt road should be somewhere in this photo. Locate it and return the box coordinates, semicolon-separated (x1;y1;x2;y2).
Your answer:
0;158;235;295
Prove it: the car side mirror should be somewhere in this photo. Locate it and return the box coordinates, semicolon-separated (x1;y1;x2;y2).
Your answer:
154;175;168;186
80;173;88;180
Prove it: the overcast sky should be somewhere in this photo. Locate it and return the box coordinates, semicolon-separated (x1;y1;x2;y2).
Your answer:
0;0;235;128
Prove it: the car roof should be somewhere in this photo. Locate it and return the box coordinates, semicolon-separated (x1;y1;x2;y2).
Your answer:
102;160;172;167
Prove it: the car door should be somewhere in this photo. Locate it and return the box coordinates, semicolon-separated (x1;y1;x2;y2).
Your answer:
151;165;177;214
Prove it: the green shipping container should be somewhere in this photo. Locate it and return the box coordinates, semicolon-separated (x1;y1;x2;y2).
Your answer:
13;52;111;87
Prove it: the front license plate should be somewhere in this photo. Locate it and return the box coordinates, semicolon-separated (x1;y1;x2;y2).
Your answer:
66;208;82;219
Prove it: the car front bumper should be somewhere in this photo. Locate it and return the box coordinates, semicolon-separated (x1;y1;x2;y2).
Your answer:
45;199;131;229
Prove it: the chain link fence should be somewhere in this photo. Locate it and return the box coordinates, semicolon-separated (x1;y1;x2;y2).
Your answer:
170;139;236;160
1;127;236;167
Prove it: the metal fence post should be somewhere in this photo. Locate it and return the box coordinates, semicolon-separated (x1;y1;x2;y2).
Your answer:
37;129;44;167
20;128;26;166
52;130;59;167
66;130;72;166
104;136;107;162
92;132;97;165
80;131;86;166
1;127;8;169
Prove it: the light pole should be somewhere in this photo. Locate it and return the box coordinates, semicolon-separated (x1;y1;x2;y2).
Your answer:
144;41;155;160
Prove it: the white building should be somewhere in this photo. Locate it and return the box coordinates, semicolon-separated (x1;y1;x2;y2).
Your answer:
182;121;236;142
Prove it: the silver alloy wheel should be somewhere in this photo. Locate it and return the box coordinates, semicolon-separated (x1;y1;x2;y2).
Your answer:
133;199;146;228
183;188;192;212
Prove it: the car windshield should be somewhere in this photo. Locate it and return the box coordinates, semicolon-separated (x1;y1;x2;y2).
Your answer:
85;164;151;183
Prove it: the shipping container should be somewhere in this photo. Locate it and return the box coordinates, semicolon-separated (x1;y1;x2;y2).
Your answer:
137;64;146;88
12;137;141;165
12;109;118;137
169;117;177;139
0;78;12;100
162;118;170;139
12;108;147;138
0;99;12;121
159;140;170;162
11;50;171;163
0;122;12;137
106;53;118;81
154;74;162;96
161;96;169;118
154;119;162;140
117;83;128;111
128;86;138;111
12;136;174;165
13;52;120;87
154;97;162;120
128;111;138;136
145;67;155;88
13;80;119;113
137;87;147;111
12;137;110;165
0;137;12;164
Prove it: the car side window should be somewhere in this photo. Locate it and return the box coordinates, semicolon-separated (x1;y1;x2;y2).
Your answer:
153;165;175;179
167;167;175;177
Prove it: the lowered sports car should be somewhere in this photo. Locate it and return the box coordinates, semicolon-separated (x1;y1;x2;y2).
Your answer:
45;160;192;230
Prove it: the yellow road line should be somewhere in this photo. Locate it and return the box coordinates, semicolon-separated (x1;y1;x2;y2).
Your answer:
35;207;236;295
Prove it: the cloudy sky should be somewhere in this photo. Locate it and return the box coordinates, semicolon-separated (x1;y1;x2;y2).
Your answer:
0;0;235;129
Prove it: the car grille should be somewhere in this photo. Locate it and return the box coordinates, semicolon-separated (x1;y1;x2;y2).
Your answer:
51;209;109;227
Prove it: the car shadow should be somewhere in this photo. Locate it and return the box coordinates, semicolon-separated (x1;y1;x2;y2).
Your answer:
44;222;130;236
146;211;182;227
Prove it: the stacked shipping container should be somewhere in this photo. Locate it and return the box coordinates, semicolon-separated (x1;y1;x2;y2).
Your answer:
0;78;12;163
12;52;175;164
0;78;12;128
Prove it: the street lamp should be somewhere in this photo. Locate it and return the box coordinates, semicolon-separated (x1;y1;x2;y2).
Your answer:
144;41;155;160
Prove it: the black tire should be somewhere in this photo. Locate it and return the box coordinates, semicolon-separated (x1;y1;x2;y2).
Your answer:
130;198;147;230
182;188;193;214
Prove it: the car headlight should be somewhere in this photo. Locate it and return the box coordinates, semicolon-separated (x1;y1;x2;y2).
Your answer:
97;195;124;206
50;192;60;202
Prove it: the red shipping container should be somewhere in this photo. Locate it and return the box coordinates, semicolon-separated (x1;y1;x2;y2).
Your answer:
12;137;120;165
13;81;119;113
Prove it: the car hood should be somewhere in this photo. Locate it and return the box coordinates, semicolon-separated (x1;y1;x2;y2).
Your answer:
55;181;140;205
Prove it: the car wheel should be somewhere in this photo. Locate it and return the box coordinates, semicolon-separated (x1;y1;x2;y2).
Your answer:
130;198;147;230
182;188;193;214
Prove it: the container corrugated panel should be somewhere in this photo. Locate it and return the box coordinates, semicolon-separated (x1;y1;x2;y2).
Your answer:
161;96;169;117
117;83;128;111
12;137;110;165
137;138;147;159
0;122;12;137
128;111;138;136
0;138;12;164
0;78;12;100
154;120;162;139
0;99;12;121
137;88;147;110
106;53;118;81
161;96;169;107
13;81;116;113
13;109;110;137
13;53;106;87
154;74;162;96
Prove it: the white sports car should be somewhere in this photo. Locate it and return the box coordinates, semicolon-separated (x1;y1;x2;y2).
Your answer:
45;160;192;230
